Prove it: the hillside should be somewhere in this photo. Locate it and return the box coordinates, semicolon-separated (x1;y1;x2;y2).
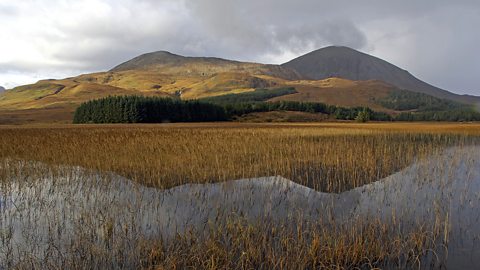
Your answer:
0;75;401;124
1;47;479;123
283;46;480;105
111;51;301;80
0;79;159;123
278;78;395;111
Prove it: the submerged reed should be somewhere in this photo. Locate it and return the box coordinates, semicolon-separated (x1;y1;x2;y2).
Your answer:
0;122;479;269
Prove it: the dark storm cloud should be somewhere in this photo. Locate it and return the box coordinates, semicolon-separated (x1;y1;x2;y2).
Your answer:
0;0;479;94
180;0;369;61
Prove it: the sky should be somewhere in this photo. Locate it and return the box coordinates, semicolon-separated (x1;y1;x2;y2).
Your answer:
0;0;479;95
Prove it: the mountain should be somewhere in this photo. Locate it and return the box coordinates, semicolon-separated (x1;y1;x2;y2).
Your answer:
282;46;480;105
111;51;301;80
1;47;479;124
0;52;302;123
0;86;5;92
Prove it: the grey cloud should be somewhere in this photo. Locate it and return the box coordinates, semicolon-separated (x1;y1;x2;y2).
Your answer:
179;0;368;62
273;20;368;53
1;0;479;95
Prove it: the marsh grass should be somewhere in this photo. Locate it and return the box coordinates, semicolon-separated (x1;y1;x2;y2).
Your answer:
147;218;444;270
1;123;478;192
1;122;479;269
0;161;449;269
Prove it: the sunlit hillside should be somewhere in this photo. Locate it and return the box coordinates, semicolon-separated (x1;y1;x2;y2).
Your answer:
1;48;478;124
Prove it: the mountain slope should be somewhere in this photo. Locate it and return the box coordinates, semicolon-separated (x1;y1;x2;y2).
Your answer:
111;51;301;80
1;47;479;123
277;78;396;111
0;52;298;123
282;46;480;105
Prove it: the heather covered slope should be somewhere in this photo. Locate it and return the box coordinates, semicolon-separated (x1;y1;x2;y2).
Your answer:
1;47;479;123
0;51;299;113
110;51;301;80
0;76;404;124
277;78;396;111
283;46;480;105
0;51;400;123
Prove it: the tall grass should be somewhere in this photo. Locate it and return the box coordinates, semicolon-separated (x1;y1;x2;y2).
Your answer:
0;122;479;269
0;160;451;269
0;123;478;192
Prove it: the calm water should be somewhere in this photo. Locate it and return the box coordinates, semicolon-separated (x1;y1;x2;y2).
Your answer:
1;146;479;269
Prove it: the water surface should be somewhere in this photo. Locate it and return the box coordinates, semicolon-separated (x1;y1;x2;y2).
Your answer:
1;146;479;269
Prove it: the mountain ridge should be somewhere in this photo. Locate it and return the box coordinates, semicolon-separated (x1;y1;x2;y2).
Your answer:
110;51;239;72
1;46;479;123
110;51;302;80
282;46;480;105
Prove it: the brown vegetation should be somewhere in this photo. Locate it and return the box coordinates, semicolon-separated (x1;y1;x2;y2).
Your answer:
274;78;396;111
1;122;479;269
1;122;479;192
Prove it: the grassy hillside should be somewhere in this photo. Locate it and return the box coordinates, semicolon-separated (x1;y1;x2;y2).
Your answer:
273;78;397;111
283;46;480;105
110;51;301;80
0;71;403;123
375;89;467;112
0;79;153;110
1;49;479;124
0;71;284;109
199;87;297;104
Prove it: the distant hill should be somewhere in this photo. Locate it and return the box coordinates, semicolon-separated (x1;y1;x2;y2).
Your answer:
282;46;480;105
111;51;301;80
1;47;479;123
0;86;5;92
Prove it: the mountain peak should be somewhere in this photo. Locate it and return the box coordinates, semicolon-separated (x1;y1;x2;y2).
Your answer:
319;45;356;50
312;45;363;53
142;50;182;58
282;46;478;104
110;51;185;72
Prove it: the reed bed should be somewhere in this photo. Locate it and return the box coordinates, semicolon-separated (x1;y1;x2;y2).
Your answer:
1;123;479;192
0;160;451;269
0;122;479;269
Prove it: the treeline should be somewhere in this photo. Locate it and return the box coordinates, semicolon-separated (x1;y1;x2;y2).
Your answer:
73;94;480;124
200;88;391;121
73;95;391;124
396;109;480;122
375;89;480;121
73;96;226;123
377;90;466;112
199;87;297;104
222;101;392;121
